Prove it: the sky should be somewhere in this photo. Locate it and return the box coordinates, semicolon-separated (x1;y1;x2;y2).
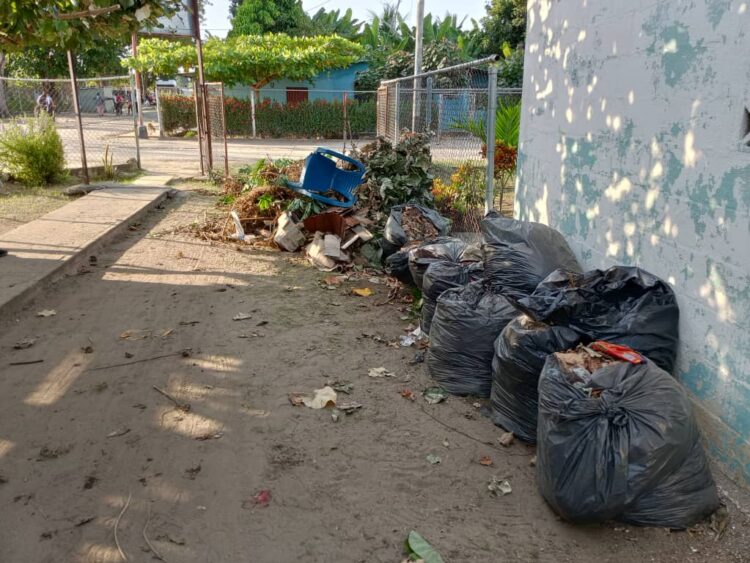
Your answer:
202;0;487;38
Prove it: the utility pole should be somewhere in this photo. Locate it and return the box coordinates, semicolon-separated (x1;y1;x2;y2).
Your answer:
131;32;148;138
411;0;425;131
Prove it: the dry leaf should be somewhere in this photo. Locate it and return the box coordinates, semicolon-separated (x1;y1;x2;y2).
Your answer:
233;312;253;321
400;389;416;401
120;329;151;340
479;456;493;466
352;287;374;297
289;386;337;409
368;367;395;378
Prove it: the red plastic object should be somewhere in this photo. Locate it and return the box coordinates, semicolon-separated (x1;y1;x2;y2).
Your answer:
590;341;644;364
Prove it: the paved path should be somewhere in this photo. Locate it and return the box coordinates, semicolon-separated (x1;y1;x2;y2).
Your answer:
0;184;170;316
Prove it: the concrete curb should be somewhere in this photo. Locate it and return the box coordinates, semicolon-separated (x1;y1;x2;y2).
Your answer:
0;186;173;320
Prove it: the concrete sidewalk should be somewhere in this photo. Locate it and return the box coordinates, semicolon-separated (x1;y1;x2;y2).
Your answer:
0;184;170;316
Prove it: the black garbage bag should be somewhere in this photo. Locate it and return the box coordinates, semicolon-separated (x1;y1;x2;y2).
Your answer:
421;261;484;334
481;213;580;293
490;315;580;442
385;204;450;248
537;353;719;528
408;237;482;290
384;248;414;285
515;266;679;373
427;281;519;397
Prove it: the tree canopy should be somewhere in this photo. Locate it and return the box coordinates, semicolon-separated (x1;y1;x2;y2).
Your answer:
0;0;182;51
5;41;128;79
124;34;364;90
480;0;527;52
228;0;307;38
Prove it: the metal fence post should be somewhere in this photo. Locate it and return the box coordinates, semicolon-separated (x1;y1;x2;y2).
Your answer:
66;50;89;184
485;65;498;214
393;82;400;142
155;87;164;139
425;76;433;133
130;73;141;169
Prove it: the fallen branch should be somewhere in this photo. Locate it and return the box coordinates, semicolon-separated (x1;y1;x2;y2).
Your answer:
114;492;132;562
142;502;167;562
152;386;191;412
86;351;190;372
9;359;44;366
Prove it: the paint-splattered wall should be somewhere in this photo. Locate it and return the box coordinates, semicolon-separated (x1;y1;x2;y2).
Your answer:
515;0;750;484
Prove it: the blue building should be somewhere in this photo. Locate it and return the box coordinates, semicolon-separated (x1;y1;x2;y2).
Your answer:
223;62;369;103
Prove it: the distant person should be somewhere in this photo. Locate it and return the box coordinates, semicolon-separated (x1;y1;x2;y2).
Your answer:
36;91;54;116
115;93;124;116
95;92;105;117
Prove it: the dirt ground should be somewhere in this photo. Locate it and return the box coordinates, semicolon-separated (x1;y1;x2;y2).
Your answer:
1;190;749;563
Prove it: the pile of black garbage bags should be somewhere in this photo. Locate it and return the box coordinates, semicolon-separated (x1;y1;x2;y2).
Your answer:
383;209;719;529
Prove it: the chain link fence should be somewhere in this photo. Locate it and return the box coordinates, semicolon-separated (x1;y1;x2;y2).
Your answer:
0;75;139;179
377;58;521;231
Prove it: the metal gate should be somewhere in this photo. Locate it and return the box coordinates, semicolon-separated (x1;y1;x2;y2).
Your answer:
196;81;228;177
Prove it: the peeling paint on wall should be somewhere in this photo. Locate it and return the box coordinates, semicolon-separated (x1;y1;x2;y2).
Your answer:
517;0;750;485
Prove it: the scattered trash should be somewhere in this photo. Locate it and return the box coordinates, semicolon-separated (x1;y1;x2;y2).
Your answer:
385;204;449;248
9;359;44;366
408;238;482;290
288;386;337;409
399;334;416;347
328;381;353;394
368;367;395;378
426;454;441;465
422;387;448;405
529;455;537;467
497;432;515;447
273;211;306;251
232;312;253;321
36;309;57;317
229;210;245;241
337;401;362;414
243;489;271;508
442;439;450;448
306;232;337;270
479;456;494;466
409;351;426;365
472;402;482;409
422;260;484;334
352;287;374;297
195;432;223;441
161;328;173;338
106;427;130;438
488;477;512;496
322;275;346;287
400;389;416;401
13;338;36;350
405;530;445;563
331;409;341;422
120;329;151;340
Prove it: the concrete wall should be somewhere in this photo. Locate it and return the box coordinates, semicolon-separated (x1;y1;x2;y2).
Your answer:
515;0;750;483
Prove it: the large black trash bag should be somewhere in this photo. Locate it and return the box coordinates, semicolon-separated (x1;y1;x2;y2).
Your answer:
536;354;719;528
384;204;450;248
421;261;484;334
489;315;580;442
481;213;580;293
515;266;679;373
384;248;414;285
408;237;482;290
427;281;518;397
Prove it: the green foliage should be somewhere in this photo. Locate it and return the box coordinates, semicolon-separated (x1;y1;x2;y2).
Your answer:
0;114;66;186
101;145;116;180
364;133;435;211
256;193;274;211
125;34;363;90
451;98;521;148
5;40;127;79
355;40;468;91
405;530;444;563
229;0;307;37
159;94;376;138
497;47;524;88
0;1;181;52
480;0;527;52
303;8;363;40
286;197;325;220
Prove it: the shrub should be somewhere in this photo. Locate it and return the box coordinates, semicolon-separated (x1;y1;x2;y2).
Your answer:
158;94;376;138
0;114;66;185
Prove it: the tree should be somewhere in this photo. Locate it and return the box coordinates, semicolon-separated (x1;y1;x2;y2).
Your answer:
480;0;527;52
124;33;363;134
6;41;128;79
228;0;307;37
301;8;363;40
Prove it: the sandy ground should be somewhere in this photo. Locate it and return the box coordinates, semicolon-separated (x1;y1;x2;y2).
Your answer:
1;191;749;563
